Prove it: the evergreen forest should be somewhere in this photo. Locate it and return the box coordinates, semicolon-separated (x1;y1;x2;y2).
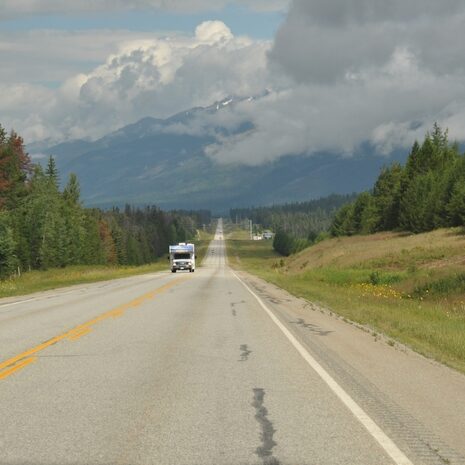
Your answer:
0;125;208;279
331;124;465;237
231;194;357;256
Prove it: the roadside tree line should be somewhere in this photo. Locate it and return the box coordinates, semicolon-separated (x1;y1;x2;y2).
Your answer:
230;194;357;256
0;125;203;279
331;124;465;236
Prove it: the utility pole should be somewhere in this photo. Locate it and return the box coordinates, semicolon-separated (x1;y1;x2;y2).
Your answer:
249;219;253;240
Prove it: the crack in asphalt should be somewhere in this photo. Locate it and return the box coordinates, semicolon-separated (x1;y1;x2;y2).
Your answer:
239;344;252;362
252;388;280;465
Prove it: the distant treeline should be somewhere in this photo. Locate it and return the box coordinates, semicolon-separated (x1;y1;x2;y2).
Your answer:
230;194;357;238
230;194;357;256
0;125;208;279
331;124;465;237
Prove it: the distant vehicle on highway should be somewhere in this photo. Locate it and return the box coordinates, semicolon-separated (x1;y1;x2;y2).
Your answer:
169;243;196;273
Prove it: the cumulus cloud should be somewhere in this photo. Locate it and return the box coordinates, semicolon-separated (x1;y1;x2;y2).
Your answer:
0;0;289;18
73;21;271;137
0;21;272;142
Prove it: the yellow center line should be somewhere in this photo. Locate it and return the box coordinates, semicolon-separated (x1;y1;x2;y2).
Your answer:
0;276;188;381
0;357;38;380
67;327;92;341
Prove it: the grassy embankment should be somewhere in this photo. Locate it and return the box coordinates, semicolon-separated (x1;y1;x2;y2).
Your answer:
0;230;213;299
227;227;465;373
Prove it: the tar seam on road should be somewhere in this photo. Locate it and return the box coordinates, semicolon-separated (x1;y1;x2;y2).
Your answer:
239;344;252;361
230;300;245;317
292;318;333;337
232;270;415;465
252;388;281;465
0;276;189;381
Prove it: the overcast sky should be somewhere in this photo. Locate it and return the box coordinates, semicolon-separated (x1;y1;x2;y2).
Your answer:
2;0;465;165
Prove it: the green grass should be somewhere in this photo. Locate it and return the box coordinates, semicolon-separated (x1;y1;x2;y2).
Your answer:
0;231;214;300
0;262;167;299
413;273;465;297
226;227;465;373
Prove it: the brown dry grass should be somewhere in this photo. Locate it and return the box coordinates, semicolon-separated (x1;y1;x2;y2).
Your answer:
288;228;465;272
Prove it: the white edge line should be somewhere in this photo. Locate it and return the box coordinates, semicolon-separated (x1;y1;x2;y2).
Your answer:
232;270;414;465
0;297;36;308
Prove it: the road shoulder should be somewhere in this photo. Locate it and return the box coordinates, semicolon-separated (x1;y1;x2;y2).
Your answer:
234;268;465;463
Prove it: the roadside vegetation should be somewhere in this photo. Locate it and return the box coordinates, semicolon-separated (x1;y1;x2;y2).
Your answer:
230;194;355;256
0;262;167;299
331;124;465;236
226;226;465;373
0;229;213;299
0;124;211;294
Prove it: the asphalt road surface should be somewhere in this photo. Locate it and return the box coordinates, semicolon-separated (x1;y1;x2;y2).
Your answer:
1;219;465;465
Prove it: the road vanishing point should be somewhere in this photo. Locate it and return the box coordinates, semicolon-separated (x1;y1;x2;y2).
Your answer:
1;220;465;465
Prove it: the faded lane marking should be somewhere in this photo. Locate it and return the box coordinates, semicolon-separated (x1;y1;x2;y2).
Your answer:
0;277;188;381
233;270;414;465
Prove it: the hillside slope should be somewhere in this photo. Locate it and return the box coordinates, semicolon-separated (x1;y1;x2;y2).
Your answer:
290;229;465;273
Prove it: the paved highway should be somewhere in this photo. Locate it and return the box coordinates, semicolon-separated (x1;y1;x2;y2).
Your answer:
1;219;465;465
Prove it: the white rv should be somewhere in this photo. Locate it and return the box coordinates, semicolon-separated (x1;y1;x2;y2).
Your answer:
169;243;196;273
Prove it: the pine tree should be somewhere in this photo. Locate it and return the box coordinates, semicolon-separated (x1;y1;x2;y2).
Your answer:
45;156;59;190
404;141;421;179
351;192;375;234
0;212;18;278
446;158;465;227
63;173;80;205
372;163;403;231
399;172;436;233
331;203;355;236
81;210;106;265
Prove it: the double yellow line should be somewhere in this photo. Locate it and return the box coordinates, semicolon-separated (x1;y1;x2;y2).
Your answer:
0;276;188;381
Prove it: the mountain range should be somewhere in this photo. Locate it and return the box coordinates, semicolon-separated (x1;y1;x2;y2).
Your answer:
29;97;407;213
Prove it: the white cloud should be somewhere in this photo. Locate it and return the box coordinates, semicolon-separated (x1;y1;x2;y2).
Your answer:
72;21;271;138
0;21;272;142
3;0;465;167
